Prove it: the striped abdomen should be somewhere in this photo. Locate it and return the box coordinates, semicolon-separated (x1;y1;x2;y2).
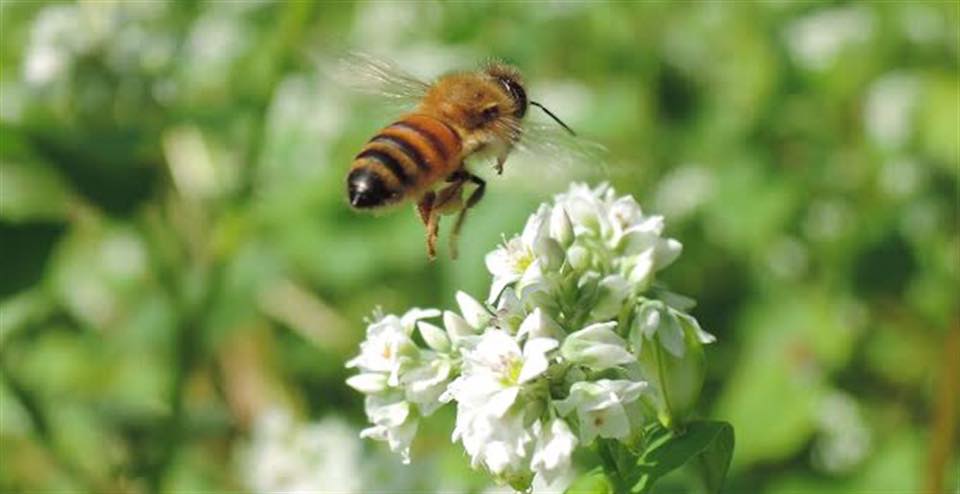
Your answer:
347;114;462;209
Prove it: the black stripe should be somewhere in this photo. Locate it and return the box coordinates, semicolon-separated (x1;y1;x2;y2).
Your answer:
370;134;428;172
391;121;450;162
356;148;412;185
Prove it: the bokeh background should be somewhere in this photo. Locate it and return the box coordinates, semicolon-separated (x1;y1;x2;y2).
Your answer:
1;1;958;493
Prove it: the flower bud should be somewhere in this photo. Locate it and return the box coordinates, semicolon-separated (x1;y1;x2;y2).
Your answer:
561;321;634;370
633;307;706;427
567;245;591;271
417;321;451;352
590;274;630;320
625;248;655;289
346;373;388;394
443;310;475;345
456;291;490;328
535;236;566;272
550;206;575;247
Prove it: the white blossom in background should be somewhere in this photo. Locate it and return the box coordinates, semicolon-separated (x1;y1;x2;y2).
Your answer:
784;6;874;71
812;392;872;474
864;73;920;150
238;408;363;494
347;183;716;490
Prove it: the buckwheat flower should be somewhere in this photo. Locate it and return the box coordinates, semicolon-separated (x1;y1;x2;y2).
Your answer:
485;206;551;302
346;308;439;385
555;379;647;444
456;290;492;329
555;182;610;237
561;321;634;371
459;406;535;487
401;356;453;416
531;418;578;485
631;300;714;358
517;307;564;341
346;182;719;489
360;392;419;463
549;206;575;248
445;330;558;418
630;300;714;426
346;308;442;463
590;274;632;320
239;409;363;493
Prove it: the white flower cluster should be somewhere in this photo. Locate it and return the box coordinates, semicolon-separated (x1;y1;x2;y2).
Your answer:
238;408;363;494
347;183;716;489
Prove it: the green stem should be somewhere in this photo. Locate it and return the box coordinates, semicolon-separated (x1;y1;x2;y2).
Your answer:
596;439;628;493
0;351;101;492
654;341;677;431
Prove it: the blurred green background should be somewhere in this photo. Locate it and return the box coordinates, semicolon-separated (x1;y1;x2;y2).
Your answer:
1;1;958;493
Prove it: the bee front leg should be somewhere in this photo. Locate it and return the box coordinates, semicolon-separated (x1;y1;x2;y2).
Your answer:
495;151;509;175
416;192;439;260
449;171;486;260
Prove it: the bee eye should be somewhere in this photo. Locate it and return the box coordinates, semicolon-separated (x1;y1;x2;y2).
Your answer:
481;105;499;121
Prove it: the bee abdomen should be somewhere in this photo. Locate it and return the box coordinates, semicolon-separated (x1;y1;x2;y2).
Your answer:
348;114;462;210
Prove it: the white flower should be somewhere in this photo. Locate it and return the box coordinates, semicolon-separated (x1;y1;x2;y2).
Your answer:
443;330;558;484
485;207;551;302
346;308;438;385
457;291;492;329
360;393;419;463
554;182;611;238
345;181;717;489
531;418;578;485
555;379;647;444
460;407;535;481
560;321;634;371
401;356;453;416
445;330;558;418
239;409;362;493
631;300;714;358
517;307;564;341
549;206;574;247
590;274;631;319
416;321;451;352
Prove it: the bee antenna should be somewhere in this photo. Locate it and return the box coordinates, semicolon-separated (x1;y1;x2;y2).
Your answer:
529;100;577;137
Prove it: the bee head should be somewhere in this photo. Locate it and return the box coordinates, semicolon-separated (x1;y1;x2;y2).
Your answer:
485;63;527;119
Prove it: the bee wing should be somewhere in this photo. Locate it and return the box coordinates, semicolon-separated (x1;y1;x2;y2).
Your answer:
330;52;432;106
502;119;611;179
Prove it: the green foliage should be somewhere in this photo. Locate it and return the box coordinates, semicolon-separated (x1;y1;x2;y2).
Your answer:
567;421;734;494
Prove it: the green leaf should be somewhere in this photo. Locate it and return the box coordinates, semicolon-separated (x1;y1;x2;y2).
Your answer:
566;467;614;494
630;421;735;494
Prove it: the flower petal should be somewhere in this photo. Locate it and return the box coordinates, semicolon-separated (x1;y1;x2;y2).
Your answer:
417;321;451;352
456;291;490;329
346;373;388;394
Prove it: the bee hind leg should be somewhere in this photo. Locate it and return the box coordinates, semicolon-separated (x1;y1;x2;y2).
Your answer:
416;191;436;226
416;191;439;260
449;171;486;260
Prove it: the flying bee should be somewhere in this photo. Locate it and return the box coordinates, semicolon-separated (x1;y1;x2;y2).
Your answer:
339;54;580;260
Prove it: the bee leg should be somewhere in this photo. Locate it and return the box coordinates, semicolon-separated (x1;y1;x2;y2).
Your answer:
416;191;436;226
449;172;486;260
495;149;511;175
416;192;439;260
421;181;465;259
426;210;440;260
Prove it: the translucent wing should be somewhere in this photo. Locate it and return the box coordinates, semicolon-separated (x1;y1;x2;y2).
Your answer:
329;52;432;106
493;116;611;180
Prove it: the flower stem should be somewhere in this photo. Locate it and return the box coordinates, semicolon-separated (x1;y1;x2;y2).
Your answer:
654;341;678;431
596;439;628;492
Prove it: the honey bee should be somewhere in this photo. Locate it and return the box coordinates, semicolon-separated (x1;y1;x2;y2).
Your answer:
340;55;578;260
